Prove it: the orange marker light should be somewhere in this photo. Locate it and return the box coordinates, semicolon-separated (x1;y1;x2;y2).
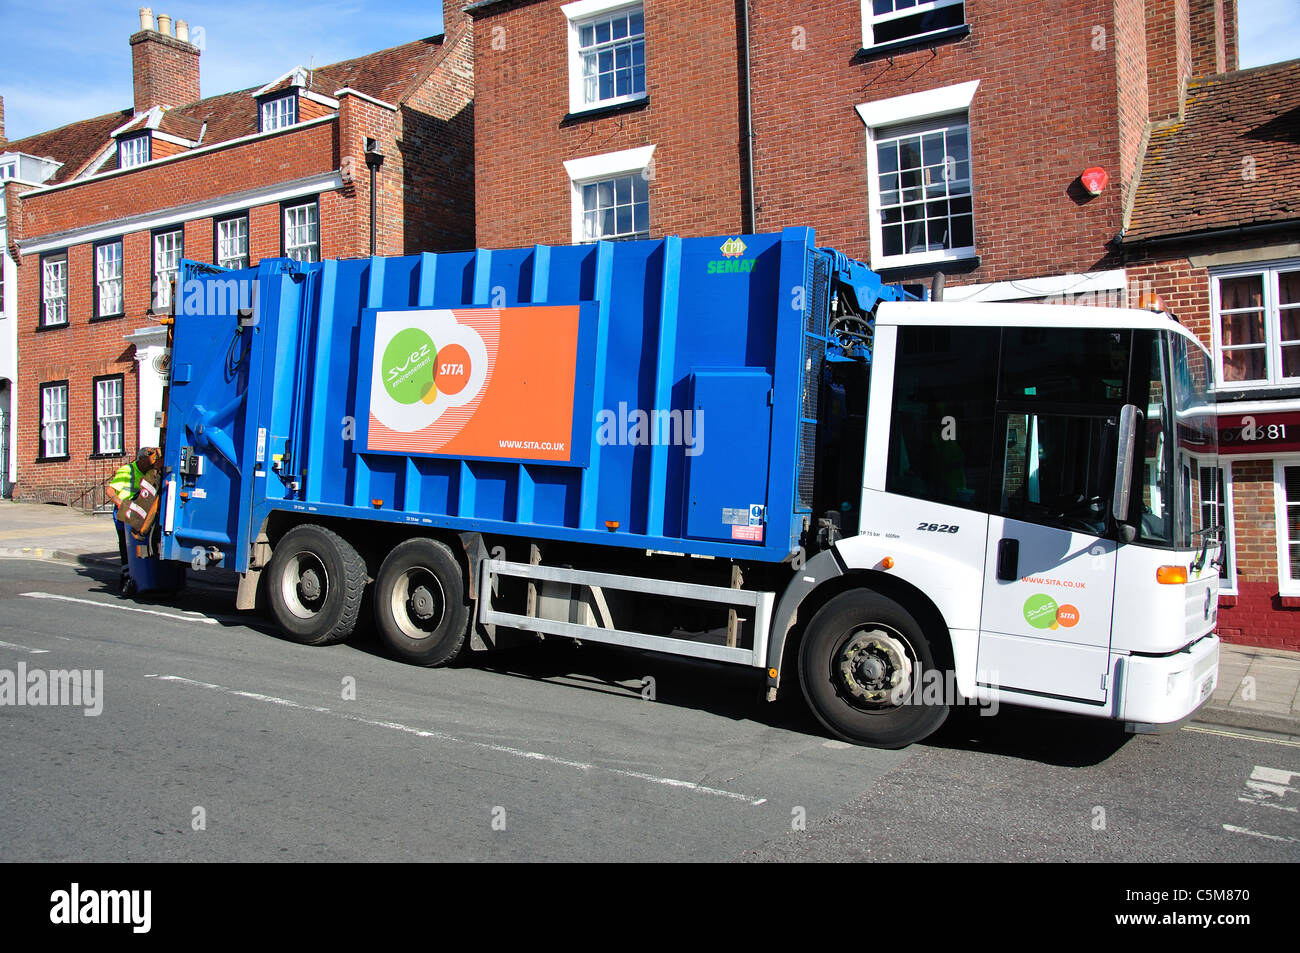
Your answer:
605;520;620;531
371;499;384;508
881;557;895;570
768;668;778;679
1156;565;1188;584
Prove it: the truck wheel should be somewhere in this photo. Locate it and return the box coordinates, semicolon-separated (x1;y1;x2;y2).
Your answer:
373;538;470;666
266;524;366;646
799;590;950;749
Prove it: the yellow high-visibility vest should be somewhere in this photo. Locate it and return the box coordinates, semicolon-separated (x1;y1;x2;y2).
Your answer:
108;461;144;501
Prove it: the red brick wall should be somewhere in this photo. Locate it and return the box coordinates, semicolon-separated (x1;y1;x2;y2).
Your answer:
397;22;475;253
20;121;340;238
1125;254;1212;343
1115;0;1150;212
13;190;344;505
1222;0;1238;70
130;30;201;112
748;0;1125;281
1188;0;1227;75
1146;0;1192;122
472;0;745;248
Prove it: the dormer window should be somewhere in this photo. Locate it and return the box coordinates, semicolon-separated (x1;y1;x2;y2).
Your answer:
0;160;15;180
260;94;298;132
118;134;151;169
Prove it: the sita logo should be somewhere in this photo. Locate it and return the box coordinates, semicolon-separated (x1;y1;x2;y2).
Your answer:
708;237;755;274
382;327;473;407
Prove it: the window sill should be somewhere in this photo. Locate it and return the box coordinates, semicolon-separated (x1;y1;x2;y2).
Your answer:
90;313;125;323
1217;593;1237;608
36;455;71;464
1213;383;1300;402
1279;595;1300;609
874;253;981;283
855;24;971;62
90;452;127;461
562;96;649;126
35;321;70;332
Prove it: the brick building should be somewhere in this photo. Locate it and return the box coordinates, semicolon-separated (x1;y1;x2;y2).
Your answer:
3;7;473;507
1123;59;1300;650
465;0;1240;306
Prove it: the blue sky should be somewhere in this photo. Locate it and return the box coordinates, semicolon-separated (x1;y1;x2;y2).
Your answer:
1;0;1296;142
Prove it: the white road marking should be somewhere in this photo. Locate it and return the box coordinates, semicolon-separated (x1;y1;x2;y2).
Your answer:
1251;766;1298;786
21;592;218;625
0;639;50;655
145;674;768;805
1222;824;1299;844
1182;724;1300;748
1237;797;1298;813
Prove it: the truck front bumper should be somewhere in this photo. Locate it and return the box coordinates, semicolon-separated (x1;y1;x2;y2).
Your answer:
1117;633;1220;728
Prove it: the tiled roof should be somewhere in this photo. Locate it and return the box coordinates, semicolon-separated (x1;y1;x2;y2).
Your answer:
3;110;132;183
2;35;443;185
1127;59;1300;242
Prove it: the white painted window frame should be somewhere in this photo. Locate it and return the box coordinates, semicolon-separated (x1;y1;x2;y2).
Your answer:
563;0;646;116
95;240;124;317
858;81;979;271
41;382;68;459
1200;460;1237;594
1209;258;1300;390
153;229;184;311
95;377;124;456
118;134;151;169
563;145;655;244
260;94;298;133
284;201;320;262
217;215;250;269
1276;457;1300;596
860;0;965;49
41;254;68;327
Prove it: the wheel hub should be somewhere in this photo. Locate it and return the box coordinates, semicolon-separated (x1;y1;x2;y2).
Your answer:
838;628;913;706
299;568;322;601
408;585;436;621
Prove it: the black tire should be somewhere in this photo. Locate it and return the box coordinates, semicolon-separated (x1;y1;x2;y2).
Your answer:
372;538;470;666
265;524;366;646
799;590;950;749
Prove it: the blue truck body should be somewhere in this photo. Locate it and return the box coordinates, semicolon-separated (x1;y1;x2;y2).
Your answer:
160;227;913;573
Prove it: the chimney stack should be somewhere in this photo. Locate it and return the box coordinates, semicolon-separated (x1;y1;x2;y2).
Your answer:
130;7;200;114
1146;0;1193;123
1189;0;1232;75
443;1;470;39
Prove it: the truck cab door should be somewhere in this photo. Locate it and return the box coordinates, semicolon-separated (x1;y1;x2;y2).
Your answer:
978;410;1119;705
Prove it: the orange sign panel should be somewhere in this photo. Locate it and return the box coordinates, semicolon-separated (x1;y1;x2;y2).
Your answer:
365;306;582;462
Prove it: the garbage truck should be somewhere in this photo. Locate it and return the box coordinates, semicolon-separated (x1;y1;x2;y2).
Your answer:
156;227;1221;747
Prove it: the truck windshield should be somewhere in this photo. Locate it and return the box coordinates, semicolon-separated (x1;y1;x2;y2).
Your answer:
1139;331;1218;549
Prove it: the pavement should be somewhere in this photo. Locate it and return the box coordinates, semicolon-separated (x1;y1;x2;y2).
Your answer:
1;498;1297;737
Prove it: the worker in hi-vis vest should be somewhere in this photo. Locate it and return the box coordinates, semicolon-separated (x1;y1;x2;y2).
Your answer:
105;446;161;589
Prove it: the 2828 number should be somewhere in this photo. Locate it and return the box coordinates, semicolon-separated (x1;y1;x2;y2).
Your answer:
917;522;960;533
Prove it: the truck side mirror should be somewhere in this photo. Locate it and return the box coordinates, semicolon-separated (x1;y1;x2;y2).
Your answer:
1112;403;1142;538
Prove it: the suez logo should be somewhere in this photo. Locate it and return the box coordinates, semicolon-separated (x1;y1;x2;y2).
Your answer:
1022;593;1081;631
50;884;151;933
706;237;756;274
382;328;473;406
